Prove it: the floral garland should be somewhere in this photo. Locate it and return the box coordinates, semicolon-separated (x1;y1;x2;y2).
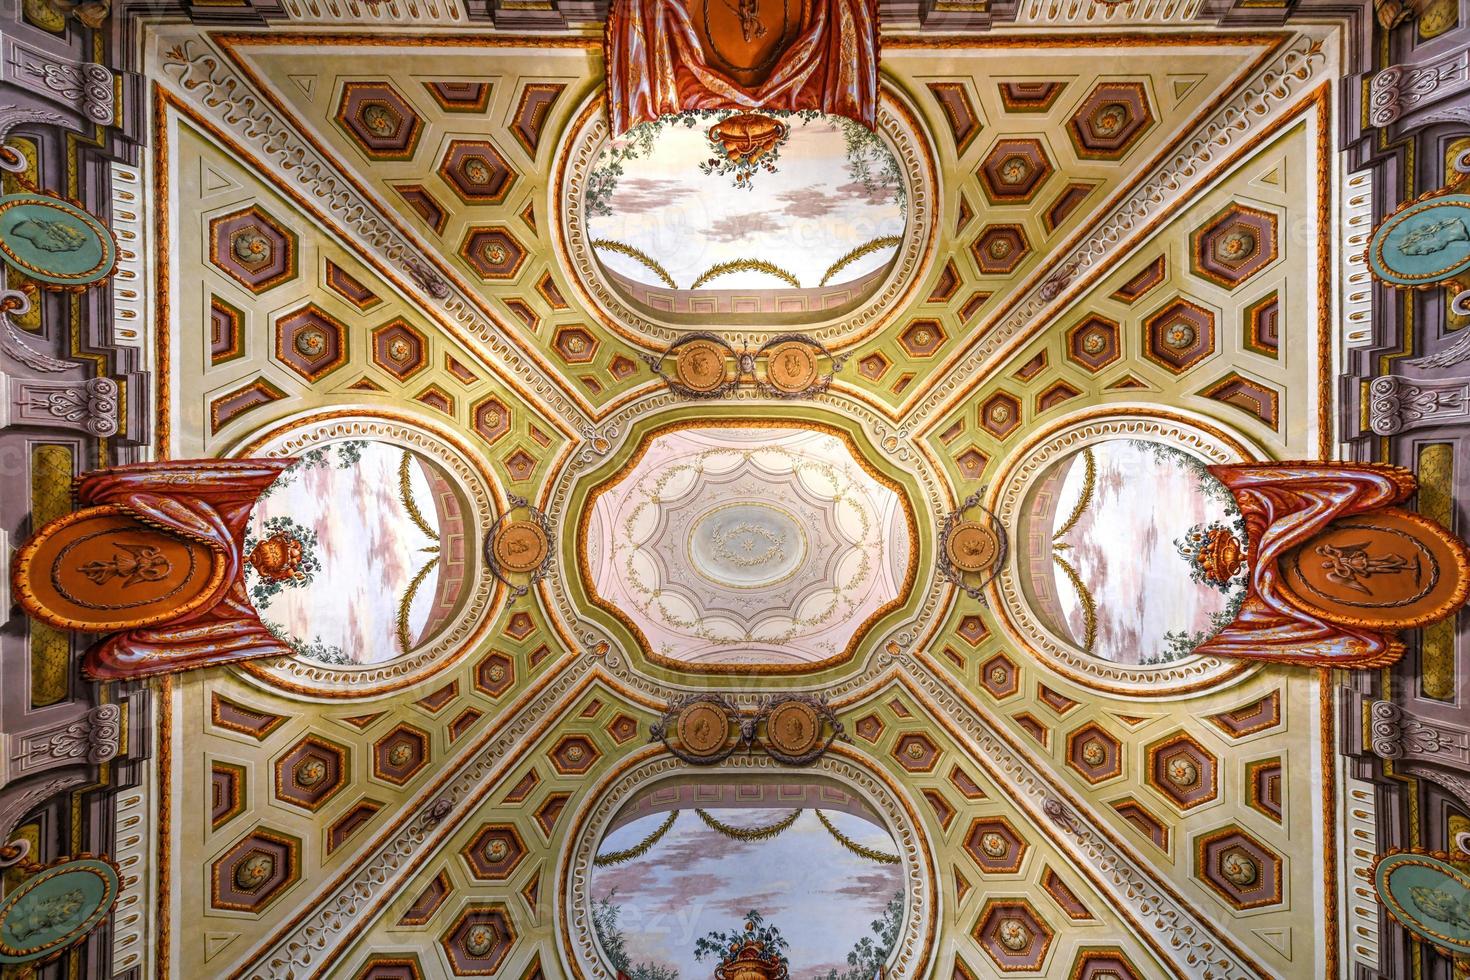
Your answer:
242;516;321;609
815;810;900;864
593;811;679;867
695;808;802;843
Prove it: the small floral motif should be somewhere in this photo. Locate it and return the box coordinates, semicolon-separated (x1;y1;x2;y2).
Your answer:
233;853;274;891
1221;851;1259;887
997;918;1031;952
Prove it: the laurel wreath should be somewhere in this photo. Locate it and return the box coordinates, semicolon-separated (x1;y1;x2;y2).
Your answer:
815;809;901;864
1051;446;1096;542
592;811;680;867
591;238;679;289
818;234;903;287
690;258;801;290
1051;551;1098;654
695;808;802;842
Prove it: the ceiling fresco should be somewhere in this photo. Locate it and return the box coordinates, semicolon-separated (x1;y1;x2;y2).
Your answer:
2;1;1470;980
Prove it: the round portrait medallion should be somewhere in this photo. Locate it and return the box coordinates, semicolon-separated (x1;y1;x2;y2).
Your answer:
946;520;1001;574
0;857;120;965
493;520;549;574
764;341;820;394
0;194;117;287
1374;851;1470;958
1278;507;1470;630
675;701;732;759
1368;194;1470;288
765;700;823;759
13;505;225;632
674;340;730;393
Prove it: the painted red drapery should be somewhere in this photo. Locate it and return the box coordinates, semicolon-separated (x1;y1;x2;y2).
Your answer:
1193;462;1417;669
605;0;879;135
78;459;293;681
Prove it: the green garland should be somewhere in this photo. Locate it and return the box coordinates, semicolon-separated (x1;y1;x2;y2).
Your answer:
593;811;680;866
815;810;901;864
398;450;440;543
1051;552;1098;653
818;234;903;287
591;238;679;289
690;258;801;290
695;808;802;842
1051;446;1096;542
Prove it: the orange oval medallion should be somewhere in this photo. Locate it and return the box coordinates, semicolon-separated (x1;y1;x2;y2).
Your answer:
13;505;224;631
1279;507;1470;630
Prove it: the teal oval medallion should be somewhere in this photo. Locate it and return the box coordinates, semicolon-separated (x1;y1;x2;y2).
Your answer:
1374;850;1470;957
0;856;120;964
0;194;116;287
1369;194;1470;288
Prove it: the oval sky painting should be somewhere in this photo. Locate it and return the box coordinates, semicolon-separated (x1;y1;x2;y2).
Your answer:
243;440;468;665
586;111;906;294
590;781;905;980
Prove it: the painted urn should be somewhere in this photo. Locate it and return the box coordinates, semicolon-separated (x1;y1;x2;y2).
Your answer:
707;114;788;165
714;938;789;980
247;531;307;584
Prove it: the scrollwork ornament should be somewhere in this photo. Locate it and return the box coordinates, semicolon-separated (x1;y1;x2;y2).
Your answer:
1370;699;1448;759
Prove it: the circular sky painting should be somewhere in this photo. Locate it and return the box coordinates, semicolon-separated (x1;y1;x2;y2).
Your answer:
244;440;469;665
1021;439;1248;665
590;779;904;980
586;111;906;295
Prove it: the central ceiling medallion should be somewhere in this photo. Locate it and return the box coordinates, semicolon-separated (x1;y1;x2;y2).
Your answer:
580;422;916;673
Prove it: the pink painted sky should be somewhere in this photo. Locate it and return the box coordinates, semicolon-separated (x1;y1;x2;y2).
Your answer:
246;442;443;664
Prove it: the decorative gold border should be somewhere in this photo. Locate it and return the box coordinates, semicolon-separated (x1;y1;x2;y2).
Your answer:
221;668;605;980
1369;848;1470;958
894;663;1272;979
206;33;602;423
573;417;922;675
907;56;1324;431
152;86;584;452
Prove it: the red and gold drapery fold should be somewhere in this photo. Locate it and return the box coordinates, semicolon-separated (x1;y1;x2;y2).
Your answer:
605;0;880;135
1194;462;1418;669
79;460;294;680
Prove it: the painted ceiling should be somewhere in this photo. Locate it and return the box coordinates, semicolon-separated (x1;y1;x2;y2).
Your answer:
136;20;1343;979
10;0;1470;978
